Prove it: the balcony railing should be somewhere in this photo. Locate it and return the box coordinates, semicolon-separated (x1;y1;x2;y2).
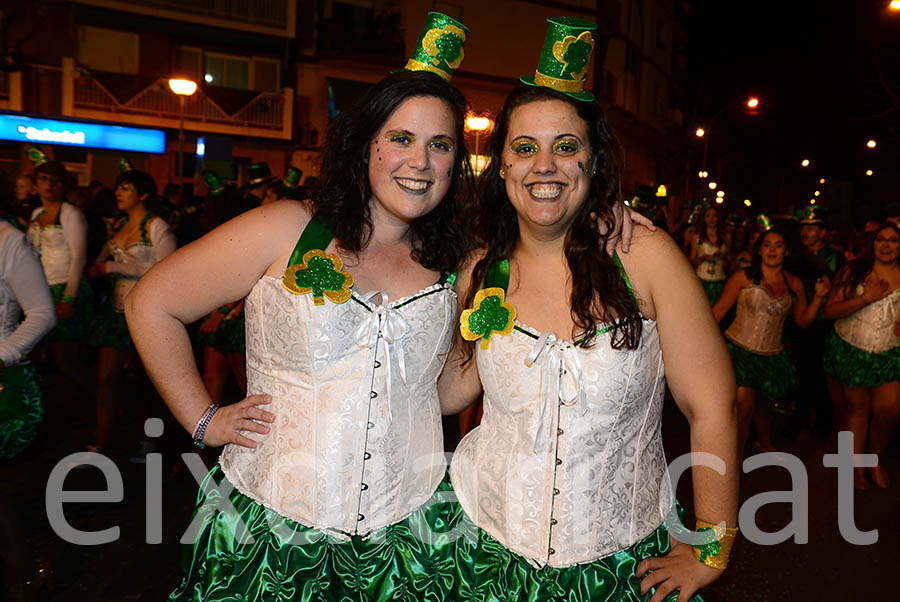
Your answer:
62;58;292;140
73;0;295;38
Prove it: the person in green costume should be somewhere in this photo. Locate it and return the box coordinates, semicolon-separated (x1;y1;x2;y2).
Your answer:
439;17;738;602
690;205;729;305
824;222;900;490
713;226;829;454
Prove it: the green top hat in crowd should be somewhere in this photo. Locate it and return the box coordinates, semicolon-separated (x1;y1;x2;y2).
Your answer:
247;162;274;186
26;146;48;167
119;157;135;173
403;12;470;82
798;205;828;225
521;17;598;102
203;170;226;197
756;213;774;232
282;166;303;190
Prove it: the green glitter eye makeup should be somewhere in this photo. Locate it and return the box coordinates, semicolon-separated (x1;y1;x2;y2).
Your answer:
385;131;414;145
552;138;580;154
430;137;454;152
511;138;538;155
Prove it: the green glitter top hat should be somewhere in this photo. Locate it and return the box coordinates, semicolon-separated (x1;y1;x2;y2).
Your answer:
521;17;598;102
282;166;303;189
756;213;773;232
798;205;828;225
119;157;135;173
247;162;273;186
403;12;470;82
25;146;48;167
203;171;226;197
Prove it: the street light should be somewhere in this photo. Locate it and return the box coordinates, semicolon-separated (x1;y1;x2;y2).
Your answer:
716;190;725;198
715;197;724;204
743;199;752;207
867;139;877;148
814;190;820;196
698;170;709;178
168;78;198;182
801;159;810;167
465;114;493;172
867;169;874;176
695;128;705;138
891;0;900;10
709;181;718;190
810;199;816;205
819;178;826;184
747;97;760;109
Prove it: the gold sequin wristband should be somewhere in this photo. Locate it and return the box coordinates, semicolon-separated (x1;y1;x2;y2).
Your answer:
692;519;738;570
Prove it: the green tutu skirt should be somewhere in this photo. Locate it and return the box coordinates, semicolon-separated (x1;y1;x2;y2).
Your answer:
453;506;702;602
88;307;133;350
170;465;466;601
823;330;900;388
46;279;94;342
0;363;44;461
197;308;245;354
726;340;798;400
700;279;725;306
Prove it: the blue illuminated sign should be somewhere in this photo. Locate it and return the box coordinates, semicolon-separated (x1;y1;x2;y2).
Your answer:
0;114;166;154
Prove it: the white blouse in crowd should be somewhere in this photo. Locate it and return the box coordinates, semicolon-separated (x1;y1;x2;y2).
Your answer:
695;240;727;281
95;217;176;312
450;317;673;569
835;285;900;354
724;285;792;355
27;203;88;298
0;221;56;365
219;276;456;540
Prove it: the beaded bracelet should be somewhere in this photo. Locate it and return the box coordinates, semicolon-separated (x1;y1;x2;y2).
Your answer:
692;519;738;570
191;404;221;449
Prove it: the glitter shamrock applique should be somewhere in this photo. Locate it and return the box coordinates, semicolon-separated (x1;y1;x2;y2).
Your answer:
282;249;354;305
460;287;516;349
694;526;721;563
553;31;595;81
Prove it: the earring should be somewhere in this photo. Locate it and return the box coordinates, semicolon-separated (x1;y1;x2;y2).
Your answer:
499;169;505;178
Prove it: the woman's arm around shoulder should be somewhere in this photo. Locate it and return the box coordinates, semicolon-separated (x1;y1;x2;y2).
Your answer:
438;249;484;416
618;228;739;601
125;200;311;446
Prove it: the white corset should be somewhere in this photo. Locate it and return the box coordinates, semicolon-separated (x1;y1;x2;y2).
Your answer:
695;240;726;281
109;242;155;312
725;285;792;354
0;275;22;345
219;276;456;540
835;287;900;354
27;222;69;285
450;319;672;568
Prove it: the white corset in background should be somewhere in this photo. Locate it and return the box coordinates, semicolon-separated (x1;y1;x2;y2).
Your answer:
725;285;792;354
835;286;900;353
109;241;155;311
219;276;456;540
27;221;70;285
450;319;672;568
695;240;727;281
0;271;22;346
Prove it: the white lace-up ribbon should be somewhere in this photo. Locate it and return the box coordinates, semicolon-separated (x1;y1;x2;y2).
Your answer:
524;331;583;454
355;291;410;422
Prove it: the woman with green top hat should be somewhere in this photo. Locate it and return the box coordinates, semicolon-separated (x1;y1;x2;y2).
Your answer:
84;165;175;456
824;221;900;489
712;220;829;455
128;12;479;600
26;155;96;396
439;17;738;601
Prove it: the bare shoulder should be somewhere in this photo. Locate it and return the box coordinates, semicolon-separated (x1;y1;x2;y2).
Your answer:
784;271;804;290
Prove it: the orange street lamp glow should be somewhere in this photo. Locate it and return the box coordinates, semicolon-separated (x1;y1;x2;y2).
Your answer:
866;169;874;176
168;78;197;96
716;190;725;198
743;199;752;207
465;116;491;131
698;171;708;178
715;198;724;204
819;178;826;184
801;159;810;167
695;128;705;138
814;190;820;196
867;139;877;148
891;1;900;10
709;181;718;190
810;199;816;205
747;98;759;109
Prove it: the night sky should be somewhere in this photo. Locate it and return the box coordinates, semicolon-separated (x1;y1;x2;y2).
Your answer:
686;0;900;218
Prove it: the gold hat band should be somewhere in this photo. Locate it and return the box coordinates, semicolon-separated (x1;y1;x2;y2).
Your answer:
533;71;584;93
405;59;452;82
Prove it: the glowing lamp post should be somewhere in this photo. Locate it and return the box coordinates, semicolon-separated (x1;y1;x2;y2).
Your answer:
465;115;492;173
168;78;198;181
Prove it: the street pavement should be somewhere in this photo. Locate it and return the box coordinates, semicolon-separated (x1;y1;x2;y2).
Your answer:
2;356;896;601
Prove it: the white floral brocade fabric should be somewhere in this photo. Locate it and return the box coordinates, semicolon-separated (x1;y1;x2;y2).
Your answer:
219;277;456;540
450;320;673;568
835;286;900;353
724;285;793;354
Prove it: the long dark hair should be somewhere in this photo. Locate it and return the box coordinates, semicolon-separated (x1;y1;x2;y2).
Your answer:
697;206;724;246
312;70;473;273
834;222;900;299
463;85;641;353
744;228;788;283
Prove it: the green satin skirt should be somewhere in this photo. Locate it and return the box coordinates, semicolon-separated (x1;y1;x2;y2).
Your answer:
726;340;798;400
0;363;43;461
170;465;466;601
454;509;703;602
87;307;134;350
824;330;900;388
